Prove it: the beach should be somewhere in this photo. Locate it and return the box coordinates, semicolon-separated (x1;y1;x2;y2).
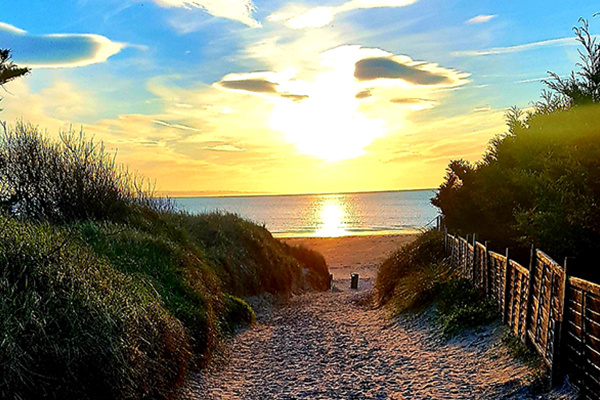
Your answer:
184;233;562;400
282;234;417;290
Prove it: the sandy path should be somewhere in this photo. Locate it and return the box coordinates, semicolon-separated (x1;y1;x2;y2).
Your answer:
184;235;566;400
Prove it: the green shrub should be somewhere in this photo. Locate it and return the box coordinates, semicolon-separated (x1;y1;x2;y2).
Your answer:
435;279;499;336
375;229;447;308
220;295;256;335
285;244;330;291
0;122;171;223
0;217;190;399
0;123;331;398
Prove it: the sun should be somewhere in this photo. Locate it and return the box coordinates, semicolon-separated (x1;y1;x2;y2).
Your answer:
270;94;384;162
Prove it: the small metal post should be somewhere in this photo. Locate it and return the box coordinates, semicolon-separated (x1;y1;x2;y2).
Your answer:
350;273;359;289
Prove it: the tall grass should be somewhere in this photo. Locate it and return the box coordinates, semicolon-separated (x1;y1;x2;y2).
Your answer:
0;122;331;398
376;230;498;335
0;217;190;399
0;121;171;223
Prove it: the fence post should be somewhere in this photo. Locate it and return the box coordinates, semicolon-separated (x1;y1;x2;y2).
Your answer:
484;241;490;297
503;248;511;324
524;244;536;345
472;234;477;283
551;257;570;387
444;227;448;253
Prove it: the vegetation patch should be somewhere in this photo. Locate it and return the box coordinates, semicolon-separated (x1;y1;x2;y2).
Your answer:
376;230;498;335
0;123;330;399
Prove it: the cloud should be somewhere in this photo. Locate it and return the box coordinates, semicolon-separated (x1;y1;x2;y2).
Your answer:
0;22;124;68
390;97;437;110
203;143;246;152
465;14;497;24
355;57;455;85
355;90;372;99
453;37;582;57
212;44;469;161
269;0;418;29
153;120;203;132
215;72;310;101
151;0;260;27
219;78;279;93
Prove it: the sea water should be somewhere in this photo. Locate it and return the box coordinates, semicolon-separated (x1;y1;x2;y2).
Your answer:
174;190;439;238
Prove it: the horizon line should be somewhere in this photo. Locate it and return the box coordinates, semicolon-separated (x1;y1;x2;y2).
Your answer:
158;187;438;199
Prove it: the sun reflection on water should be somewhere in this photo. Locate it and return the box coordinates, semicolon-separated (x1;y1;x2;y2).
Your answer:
314;196;351;237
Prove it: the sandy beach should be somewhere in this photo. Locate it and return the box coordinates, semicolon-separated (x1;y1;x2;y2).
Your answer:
282;234;417;290
185;234;572;400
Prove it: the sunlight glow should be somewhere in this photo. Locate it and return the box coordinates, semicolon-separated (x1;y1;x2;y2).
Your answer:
315;202;348;237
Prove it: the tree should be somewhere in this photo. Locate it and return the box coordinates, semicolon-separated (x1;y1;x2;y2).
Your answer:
542;17;600;107
0;49;30;109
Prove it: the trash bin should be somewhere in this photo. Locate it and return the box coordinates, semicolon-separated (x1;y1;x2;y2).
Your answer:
350;273;359;289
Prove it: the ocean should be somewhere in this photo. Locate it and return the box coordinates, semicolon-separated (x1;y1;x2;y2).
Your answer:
174;189;439;238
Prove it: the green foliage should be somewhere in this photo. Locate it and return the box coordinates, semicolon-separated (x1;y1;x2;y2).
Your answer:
543;18;600;107
220;295;256;335
0;124;331;398
375;229;447;308
0;49;30;110
433;18;600;279
0;122;172;223
0;217;191;400
376;231;498;334
435;279;499;336
285;244;330;291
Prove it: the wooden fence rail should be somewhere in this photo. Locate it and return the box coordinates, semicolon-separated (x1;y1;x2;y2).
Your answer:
445;232;600;399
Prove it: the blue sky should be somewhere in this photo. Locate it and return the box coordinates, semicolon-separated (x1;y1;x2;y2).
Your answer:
1;0;598;194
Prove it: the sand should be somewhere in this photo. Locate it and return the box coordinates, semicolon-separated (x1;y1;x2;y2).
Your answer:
282;234;417;290
184;234;577;400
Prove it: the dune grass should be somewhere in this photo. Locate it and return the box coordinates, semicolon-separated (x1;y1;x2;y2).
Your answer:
376;229;498;335
0;122;330;399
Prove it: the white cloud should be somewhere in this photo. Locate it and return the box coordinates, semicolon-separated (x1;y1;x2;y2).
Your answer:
151;0;260;27
0;22;124;68
453;37;583;57
269;0;418;29
465;14;497;24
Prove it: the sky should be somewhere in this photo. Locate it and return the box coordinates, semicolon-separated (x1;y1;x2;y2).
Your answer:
1;1;598;196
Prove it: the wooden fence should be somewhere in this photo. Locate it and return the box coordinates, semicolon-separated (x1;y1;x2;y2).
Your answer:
445;233;600;399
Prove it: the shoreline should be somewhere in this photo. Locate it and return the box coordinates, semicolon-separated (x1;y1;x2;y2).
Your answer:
282;233;418;288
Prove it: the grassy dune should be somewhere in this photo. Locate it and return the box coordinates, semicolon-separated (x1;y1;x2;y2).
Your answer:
0;122;330;399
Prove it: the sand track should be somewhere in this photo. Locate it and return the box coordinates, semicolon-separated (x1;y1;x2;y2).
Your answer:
185;236;576;399
185;285;541;399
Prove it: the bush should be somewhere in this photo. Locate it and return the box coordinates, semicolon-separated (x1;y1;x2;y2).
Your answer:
375;229;447;308
435;279;499;336
220;295;256;335
285;244;330;291
0;124;331;399
0;122;171;223
0;217;190;400
376;230;498;334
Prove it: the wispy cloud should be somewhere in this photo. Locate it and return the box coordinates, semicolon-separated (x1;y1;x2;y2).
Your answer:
453;37;581;57
203;143;246;152
151;0;260;27
153;120;203;132
0;22;124;68
268;0;419;29
465;14;497;24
